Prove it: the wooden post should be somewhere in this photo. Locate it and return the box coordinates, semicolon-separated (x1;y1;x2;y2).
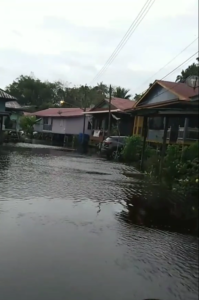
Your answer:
140;116;148;171
183;117;189;143
51;133;53;145
159;116;169;176
108;85;112;136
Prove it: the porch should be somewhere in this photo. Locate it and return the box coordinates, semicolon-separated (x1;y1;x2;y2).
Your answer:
86;110;133;145
132;102;199;145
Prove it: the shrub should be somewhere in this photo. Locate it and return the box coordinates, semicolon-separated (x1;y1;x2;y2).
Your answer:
19;116;37;138
122;135;143;162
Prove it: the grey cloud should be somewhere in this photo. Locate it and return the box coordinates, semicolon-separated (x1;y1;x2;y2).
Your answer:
41;16;124;45
0;48;98;87
12;30;22;37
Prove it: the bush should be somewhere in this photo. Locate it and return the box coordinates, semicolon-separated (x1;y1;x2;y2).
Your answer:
122;135;143;162
161;143;199;196
20;116;37;138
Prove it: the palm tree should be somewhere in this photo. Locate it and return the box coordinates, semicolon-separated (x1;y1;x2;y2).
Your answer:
176;58;199;83
93;82;108;97
113;87;131;99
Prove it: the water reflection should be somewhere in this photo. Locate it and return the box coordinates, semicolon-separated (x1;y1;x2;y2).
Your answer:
0;149;10;174
0;145;198;300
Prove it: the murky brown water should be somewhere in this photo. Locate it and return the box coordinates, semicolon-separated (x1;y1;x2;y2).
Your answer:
0;145;198;300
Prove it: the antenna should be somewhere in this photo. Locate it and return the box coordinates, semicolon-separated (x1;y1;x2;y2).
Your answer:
186;75;199;90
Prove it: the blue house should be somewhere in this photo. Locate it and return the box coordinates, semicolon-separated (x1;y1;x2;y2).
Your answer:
132;80;199;145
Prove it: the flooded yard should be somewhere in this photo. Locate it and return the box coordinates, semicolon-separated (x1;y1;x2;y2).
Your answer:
0;145;198;300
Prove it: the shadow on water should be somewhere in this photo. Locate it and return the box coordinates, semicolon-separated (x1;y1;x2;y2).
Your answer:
116;177;198;235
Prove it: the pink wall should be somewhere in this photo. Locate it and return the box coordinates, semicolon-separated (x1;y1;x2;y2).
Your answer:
35;116;91;135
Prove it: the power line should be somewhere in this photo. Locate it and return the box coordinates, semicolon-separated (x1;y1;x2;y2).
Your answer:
136;51;199;101
160;51;198;80
91;0;155;84
132;37;199;95
90;0;156;85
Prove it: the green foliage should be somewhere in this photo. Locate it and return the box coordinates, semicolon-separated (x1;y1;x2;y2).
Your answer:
123;137;199;199
19;116;37;137
5;75;134;110
176;58;199;82
122;136;143;162
113;86;131;99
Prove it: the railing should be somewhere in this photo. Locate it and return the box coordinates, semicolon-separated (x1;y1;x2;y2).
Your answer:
185;128;199;141
43;124;52;131
167;127;199;142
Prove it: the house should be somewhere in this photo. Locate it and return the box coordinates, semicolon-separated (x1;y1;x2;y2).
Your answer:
131;80;199;144
32;107;92;145
0;89;17;143
86;97;135;144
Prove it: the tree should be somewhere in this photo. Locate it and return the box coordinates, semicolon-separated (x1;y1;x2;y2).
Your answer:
20;115;37;138
93;82;108;96
113;87;131;99
5;75;58;107
176;58;199;83
134;93;142;101
5;75;104;110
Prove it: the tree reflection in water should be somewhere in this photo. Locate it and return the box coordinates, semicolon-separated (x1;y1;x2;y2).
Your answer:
116;181;198;235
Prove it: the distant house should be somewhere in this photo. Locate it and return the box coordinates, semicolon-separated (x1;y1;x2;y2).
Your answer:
86;97;135;144
131;80;199;144
33;107;91;139
0;89;17;143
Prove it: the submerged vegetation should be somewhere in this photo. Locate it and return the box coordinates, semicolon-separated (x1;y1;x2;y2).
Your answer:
122;135;198;196
121;136;199;227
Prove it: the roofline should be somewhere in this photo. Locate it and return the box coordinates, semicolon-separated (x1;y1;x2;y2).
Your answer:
89;99;117;111
34;114;85;118
134;81;157;107
134;80;193;108
84;109;121;114
157;80;188;100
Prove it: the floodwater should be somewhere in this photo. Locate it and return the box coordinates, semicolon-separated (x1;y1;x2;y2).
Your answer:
0;144;198;300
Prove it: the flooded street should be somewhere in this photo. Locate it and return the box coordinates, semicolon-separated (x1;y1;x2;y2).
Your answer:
0;145;198;300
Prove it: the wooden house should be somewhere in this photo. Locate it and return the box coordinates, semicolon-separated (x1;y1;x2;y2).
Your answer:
131;80;199;145
86;97;135;144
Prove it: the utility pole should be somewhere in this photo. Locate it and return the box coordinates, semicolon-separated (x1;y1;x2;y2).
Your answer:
82;85;87;139
108;84;112;136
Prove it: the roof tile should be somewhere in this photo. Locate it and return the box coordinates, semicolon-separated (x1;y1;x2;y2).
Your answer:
33;107;85;118
157;80;199;100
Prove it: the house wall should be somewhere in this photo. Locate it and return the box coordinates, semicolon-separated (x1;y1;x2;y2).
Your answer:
2;112;21;131
139;85;177;106
34;116;91;135
0;100;6;111
147;129;165;142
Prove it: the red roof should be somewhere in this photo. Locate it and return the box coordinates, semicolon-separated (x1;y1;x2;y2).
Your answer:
33;108;85;118
109;97;136;110
157;80;199;100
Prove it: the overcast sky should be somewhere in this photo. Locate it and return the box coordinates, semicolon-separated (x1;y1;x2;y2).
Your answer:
0;0;198;96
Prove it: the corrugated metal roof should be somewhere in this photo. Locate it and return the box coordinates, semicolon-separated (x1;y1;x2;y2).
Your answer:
0;89;17;100
33;108;85;118
157;80;199;100
90;97;135;112
109;97;136;110
5;101;22;109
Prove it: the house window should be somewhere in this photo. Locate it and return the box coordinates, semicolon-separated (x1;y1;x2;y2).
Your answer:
87;121;92;130
43;117;48;125
149;117;164;130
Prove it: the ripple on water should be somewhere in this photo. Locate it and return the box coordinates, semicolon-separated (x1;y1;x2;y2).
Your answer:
0;147;198;300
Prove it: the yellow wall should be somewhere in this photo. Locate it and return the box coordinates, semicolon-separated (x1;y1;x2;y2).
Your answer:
132;116;144;136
